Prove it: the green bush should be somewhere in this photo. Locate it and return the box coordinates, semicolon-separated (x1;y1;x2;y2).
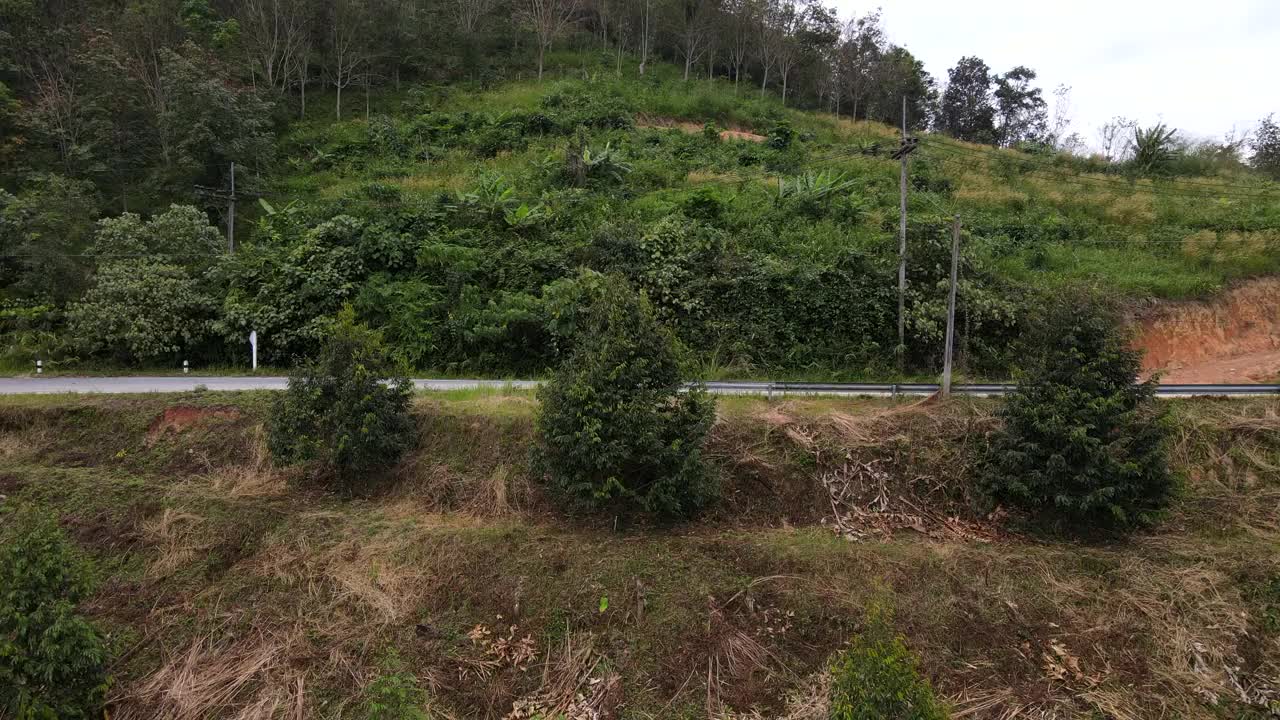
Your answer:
981;292;1175;530
829;606;946;720
534;272;717;518
361;652;431;720
268;306;416;492
0;510;109;719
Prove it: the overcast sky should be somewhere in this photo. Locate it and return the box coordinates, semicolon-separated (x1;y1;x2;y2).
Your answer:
831;0;1279;149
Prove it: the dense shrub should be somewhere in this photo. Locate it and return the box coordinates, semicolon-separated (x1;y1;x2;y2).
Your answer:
534;272;717;518
981;292;1175;530
829;605;947;720
0;510;109;719
268;307;415;492
361;652;432;720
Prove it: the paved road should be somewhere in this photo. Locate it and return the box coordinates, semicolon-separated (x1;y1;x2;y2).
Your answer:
1;377;1278;397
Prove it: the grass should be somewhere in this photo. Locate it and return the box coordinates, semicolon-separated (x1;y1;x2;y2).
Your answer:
1;392;1277;718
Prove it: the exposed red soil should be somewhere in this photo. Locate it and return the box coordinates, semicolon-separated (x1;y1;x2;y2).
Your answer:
1136;278;1280;383
147;405;242;440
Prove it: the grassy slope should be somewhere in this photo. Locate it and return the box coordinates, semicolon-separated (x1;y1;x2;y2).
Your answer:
274;55;1280;302
1;392;1277;718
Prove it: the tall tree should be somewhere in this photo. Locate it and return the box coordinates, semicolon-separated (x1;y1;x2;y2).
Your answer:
323;0;371;119
724;0;754;92
865;45;935;130
1252;114;1280;180
938;55;996;144
676;0;716;81
518;0;580;80
993;65;1047;147
836;9;883;119
238;0;311;94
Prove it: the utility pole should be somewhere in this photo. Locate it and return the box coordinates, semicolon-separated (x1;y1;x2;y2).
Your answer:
942;214;961;397
227;162;236;253
892;96;919;372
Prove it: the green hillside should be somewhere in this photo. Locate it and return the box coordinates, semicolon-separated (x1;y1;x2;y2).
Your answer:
241;60;1280;379
5;52;1280;378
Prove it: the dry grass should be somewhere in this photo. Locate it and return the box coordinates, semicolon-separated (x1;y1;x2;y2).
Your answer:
202;425;287;498
506;632;621;719
119;631;304;720
141;508;208;579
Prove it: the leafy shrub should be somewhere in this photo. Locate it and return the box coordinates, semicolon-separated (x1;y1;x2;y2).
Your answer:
829;605;946;720
0;510;109;719
361;652;431;720
268;307;415;492
534;272;717;518
767;120;795;150
981;292;1175;530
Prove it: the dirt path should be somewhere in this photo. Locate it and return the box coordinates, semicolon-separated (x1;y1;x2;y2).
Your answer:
1136;277;1280;383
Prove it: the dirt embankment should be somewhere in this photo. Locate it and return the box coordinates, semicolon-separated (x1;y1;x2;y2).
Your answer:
1136;277;1280;384
635;114;766;142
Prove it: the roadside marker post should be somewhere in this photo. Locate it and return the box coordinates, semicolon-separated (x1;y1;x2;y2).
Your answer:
183;360;189;374
36;360;42;375
249;331;258;371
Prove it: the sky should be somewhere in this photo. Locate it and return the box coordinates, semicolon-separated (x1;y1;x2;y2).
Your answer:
830;0;1280;150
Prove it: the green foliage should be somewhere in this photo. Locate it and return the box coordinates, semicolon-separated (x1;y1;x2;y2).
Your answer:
1130;123;1178;176
1252;114;1280;180
268;307;416;492
0;510;109;720
828;605;947;720
0;175;99;303
360;652;432;720
535;272;717;518
69;260;214;361
981;292;1175;531
68;205;222;362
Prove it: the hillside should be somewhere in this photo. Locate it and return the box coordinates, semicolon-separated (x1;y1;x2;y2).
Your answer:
1;391;1276;717
4;55;1280;379
240;64;1280;380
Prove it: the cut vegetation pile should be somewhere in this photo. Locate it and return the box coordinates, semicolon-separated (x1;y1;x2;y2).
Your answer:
0;391;1278;718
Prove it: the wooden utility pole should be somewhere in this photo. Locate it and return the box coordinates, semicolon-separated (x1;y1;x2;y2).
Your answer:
227;162;236;253
942;214;961;397
892;96;918;371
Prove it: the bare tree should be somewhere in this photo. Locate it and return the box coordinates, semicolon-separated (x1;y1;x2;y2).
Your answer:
676;0;715;81
724;0;753;92
637;0;655;75
772;0;800;104
1098;116;1136;162
324;0;371;120
454;0;499;35
239;0;311;94
518;0;581;80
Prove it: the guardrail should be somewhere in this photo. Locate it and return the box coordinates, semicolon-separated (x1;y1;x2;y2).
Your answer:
701;381;1280;397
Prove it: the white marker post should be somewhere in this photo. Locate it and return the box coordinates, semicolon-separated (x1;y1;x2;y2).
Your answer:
249;331;258;371
36;360;42;375
183;359;189;374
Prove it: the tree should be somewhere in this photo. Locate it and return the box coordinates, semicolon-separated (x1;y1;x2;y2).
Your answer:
993;65;1047;147
835;10;883;119
981;292;1175;531
1252;114;1280;179
724;0;755;92
238;0;312;95
0;510;109;719
324;0;371;120
1097;116;1136;162
535;272;717;518
68;205;222;362
676;0;716;81
938;56;996;144
0;175;99;303
519;0;581;81
865;45;935;129
1129;123;1178;176
268;306;416;492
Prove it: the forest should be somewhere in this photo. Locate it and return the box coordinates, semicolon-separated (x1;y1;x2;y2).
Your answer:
3;0;1280;378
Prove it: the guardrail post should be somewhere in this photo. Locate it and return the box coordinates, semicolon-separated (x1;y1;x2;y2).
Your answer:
767;382;774;401
891;383;897;400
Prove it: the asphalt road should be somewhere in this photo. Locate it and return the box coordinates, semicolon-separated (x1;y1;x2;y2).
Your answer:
1;377;1278;397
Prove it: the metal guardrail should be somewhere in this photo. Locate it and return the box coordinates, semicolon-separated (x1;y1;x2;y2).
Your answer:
701;381;1280;397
